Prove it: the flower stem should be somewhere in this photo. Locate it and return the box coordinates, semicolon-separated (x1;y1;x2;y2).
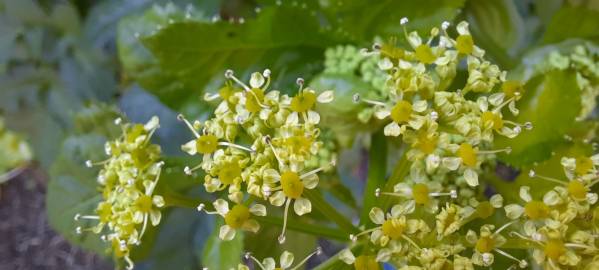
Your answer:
304;189;359;234
380;147;409;210
254;215;347;241
360;130;387;226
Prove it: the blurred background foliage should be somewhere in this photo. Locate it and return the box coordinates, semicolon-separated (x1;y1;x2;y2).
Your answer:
0;0;598;269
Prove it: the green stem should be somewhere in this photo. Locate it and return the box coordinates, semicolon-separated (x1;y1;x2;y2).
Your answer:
163;192;208;209
254;216;347;242
360;130;387;226
313;243;364;270
380;148;409;210
304;189;359;234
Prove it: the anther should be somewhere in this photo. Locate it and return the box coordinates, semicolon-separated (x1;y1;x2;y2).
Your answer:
100;235;107;242
372;43;381;51
85;160;93;168
528;170;536;178
114;117;122;125
244;252;252;260
263;69;271;77
505;147;512;154
349;234;357;242
352;93;361;103
74;214;81;221
375;188;381;197
296;78;304;86
76;227;82;234
430;111;439;120
197;203;205;212
524;122;533;130
441;21;450;30
176;114;185;121
315;246;322;255
450;190;458;199
278;235;286;244
400;17;409;25
224;69;234;78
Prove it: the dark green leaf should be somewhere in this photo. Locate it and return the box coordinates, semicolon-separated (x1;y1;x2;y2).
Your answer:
360;130;387;225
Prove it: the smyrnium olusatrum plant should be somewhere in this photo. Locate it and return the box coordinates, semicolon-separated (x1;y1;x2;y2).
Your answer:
72;15;599;270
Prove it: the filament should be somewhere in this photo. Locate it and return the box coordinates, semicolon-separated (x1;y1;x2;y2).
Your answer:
177;114;200;138
290;247;322;270
278;198;291;244
218;141;254;152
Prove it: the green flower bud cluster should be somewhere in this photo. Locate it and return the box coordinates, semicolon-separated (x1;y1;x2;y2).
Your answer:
75;116;164;270
0;116;32;183
536;44;599;119
180;69;336;243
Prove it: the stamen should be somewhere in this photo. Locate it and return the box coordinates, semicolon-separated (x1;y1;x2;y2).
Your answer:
125;255;135;270
528;170;567;185
278;199;292;244
430;190;458;199
114;117;122;125
495;248;527;268
375;188;381;197
224;69;251;91
85;159;109;168
184;164;202;175
359;97;388;107
290;247;322;270
430;111;439;120
74;214;99;221
296;78;304;92
218;142;255;152
401;235;422;251
494;220;517;235
349;227;378;242
196;203;205;212
441;21;450;30
478;147;511;155
565;243;597;250
264;136;284;166
492;97;516;113
376;191;409;198
300;161;334;179
138;215;149;242
177;114;201;138
245;252;266;270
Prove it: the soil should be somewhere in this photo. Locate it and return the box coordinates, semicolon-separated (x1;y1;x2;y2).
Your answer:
0;167;111;270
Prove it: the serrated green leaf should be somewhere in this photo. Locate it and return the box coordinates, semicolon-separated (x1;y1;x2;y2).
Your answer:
497;70;582;167
138;4;342;109
201;219;244;269
543;6;599;44
464;0;524;67
325;0;466;42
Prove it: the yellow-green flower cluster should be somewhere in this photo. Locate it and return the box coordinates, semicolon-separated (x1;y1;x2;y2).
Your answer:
0;116;32;183
536;44;599;119
75;116;164;270
180;69;335;243
355;20;530;194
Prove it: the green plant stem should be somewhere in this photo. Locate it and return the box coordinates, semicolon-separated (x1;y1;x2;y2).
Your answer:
254;216;347;242
380;148;409;210
313;243;364;270
304;189;359;234
360;130;387;226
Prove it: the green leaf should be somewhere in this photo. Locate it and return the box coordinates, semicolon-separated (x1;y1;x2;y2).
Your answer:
464;0;524;67
46;134;110;255
138;4;342;108
201;219;244;269
543;6;599;44
496;70;581;167
324;0;466;42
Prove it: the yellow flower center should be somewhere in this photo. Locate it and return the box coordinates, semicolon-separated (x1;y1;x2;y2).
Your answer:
457;143;477;167
544;240;566;260
97;202;112;223
476;201;495;219
245;88;265;113
281;171;304;199
390;101;412;123
575;156;593;175
218;163;241;185
224;204;250;229
481;111;503;130
196;134;218;154
412;183;430;204
415;44;436;64
502;80;523;98
354;255;380;270
290;91;317;113
219;85;235;100
416;131;438;154
381;218;405;239
475;236;495;253
456;35;474;55
567;180;588;200
284;135;313;156
135;195;153;213
524;200;549;220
